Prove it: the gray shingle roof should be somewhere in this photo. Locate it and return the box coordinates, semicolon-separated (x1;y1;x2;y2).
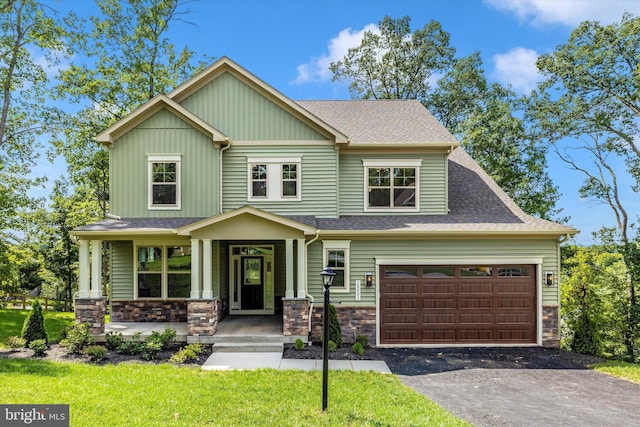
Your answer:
296;100;458;144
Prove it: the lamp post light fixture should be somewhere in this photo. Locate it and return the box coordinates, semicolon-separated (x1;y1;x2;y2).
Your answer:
320;266;336;411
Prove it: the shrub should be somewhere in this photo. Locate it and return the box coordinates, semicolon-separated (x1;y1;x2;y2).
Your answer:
60;323;95;354
4;336;26;350
294;338;305;351
328;340;337;352
21;300;48;346
116;332;144;355
355;334;369;348
105;331;124;351
169;343;204;364
141;326;177;360
142;340;163;360
29;339;47;357
352;342;365;356
329;304;342;348
84;345;107;362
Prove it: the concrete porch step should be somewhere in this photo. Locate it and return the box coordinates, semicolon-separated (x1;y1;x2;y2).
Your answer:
210;335;306;344
212;342;284;353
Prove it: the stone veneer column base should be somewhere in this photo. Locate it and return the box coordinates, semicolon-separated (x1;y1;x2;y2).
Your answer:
542;305;560;348
282;298;309;337
187;298;221;341
311;305;377;346
75;298;106;334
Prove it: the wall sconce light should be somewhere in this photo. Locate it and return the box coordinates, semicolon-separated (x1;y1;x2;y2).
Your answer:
545;271;555;287
365;272;373;287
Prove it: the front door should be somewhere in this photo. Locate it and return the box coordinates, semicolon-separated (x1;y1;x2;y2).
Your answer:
230;245;274;314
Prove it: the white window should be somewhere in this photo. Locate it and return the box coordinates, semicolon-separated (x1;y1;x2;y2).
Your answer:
362;160;421;211
148;155;181;210
322;240;350;293
247;157;301;201
136;245;191;299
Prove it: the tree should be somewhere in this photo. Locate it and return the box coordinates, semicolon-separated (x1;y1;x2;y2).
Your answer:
21;299;48;345
529;13;640;359
330;15;560;220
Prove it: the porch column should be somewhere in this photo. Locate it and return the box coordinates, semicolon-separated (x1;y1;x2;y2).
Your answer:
190;239;201;299
90;240;102;298
285;238;295;298
296;238;306;298
202;239;213;298
78;240;90;298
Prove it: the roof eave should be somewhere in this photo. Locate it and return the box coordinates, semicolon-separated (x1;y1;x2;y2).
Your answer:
317;228;578;239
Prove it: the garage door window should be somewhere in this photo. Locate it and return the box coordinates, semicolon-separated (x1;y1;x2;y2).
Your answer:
498;266;530;276
423;266;455;278
461;266;493;277
383;266;417;278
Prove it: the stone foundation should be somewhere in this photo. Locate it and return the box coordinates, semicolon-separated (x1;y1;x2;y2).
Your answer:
542;305;560;347
110;300;187;322
311;305;377;346
75;298;106;334
187;298;221;337
282;298;309;336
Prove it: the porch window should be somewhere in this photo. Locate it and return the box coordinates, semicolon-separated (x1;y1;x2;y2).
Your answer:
148;155;181;210
322;240;350;293
362;160;421;211
136;245;191;299
247;157;301;201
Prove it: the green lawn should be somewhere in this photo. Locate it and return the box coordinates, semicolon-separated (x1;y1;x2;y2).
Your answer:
0;309;75;345
0;360;468;427
594;361;640;384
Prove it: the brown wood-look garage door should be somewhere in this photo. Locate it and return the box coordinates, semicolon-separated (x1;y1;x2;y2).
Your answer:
380;265;536;345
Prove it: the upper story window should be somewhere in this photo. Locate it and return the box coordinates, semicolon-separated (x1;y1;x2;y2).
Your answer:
248;157;301;201
148;155;181;210
362;159;421;211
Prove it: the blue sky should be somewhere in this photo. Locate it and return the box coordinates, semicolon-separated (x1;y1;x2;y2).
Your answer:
41;0;640;244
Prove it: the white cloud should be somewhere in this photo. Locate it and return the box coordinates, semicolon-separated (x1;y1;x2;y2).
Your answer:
293;23;379;84
492;47;540;93
484;0;640;27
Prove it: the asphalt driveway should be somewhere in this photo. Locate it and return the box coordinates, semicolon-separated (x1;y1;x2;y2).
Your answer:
378;347;640;426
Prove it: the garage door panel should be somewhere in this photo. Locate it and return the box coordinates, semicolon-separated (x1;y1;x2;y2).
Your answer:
380;264;536;345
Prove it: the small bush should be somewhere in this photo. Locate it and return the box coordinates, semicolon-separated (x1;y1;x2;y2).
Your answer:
352;342;365;356
105;331;124;350
84;345;107;362
169;343;204;364
294;338;305;350
21;300;48;346
329;304;342;348
355;334;368;348
60;323;95;354
328;340;337;352
29;339;47;357
116;332;144;355
4;336;26;350
142;340;163;360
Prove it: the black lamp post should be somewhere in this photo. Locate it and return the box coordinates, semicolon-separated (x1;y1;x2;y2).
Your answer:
320;266;336;411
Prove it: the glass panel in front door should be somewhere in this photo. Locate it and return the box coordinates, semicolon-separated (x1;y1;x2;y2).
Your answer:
241;256;263;310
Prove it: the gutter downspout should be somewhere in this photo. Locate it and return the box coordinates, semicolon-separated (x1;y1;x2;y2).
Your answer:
305;232;320;344
219;138;231;214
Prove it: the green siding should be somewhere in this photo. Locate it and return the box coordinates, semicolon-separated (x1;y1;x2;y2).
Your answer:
338;153;447;215
111;241;133;300
180;72;326;141
307;238;559;306
110;109;219;218
222;144;338;216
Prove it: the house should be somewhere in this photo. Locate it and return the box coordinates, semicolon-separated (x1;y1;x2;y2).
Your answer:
71;57;577;347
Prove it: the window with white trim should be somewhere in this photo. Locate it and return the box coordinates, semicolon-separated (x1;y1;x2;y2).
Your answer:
148;155;181;209
363;159;421;211
136;245;191;299
248;157;301;201
322;240;350;292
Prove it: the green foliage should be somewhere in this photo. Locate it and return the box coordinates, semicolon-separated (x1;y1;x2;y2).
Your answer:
21;300;48;345
168;343;204;364
105;331;124;351
59;322;94;354
294;338;305;351
328;340;337;352
329;304;342;348
4;336;26;350
0;309;74;346
352;342;365;356
115;332;145;356
84;345;107;362
355;334;369;348
29;339;47;357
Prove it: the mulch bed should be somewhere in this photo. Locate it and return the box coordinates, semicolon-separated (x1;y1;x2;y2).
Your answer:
282;342;382;361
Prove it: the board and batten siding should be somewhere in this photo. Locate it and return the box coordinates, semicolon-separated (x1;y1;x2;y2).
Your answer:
110;241;134;300
307;238;560;306
338;153;448;215
179;72;327;141
110;109;219;218
222;144;338;217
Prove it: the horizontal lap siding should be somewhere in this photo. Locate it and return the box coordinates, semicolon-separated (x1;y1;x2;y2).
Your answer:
111;241;134;300
338;153;447;215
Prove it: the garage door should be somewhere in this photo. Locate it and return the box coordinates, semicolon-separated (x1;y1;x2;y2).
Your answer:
380;265;536;345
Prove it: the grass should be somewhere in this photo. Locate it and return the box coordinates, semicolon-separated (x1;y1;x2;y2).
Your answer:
594;361;640;384
0;309;75;346
0;359;468;426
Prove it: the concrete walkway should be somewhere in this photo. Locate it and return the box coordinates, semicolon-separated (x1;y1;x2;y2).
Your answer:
202;352;391;372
